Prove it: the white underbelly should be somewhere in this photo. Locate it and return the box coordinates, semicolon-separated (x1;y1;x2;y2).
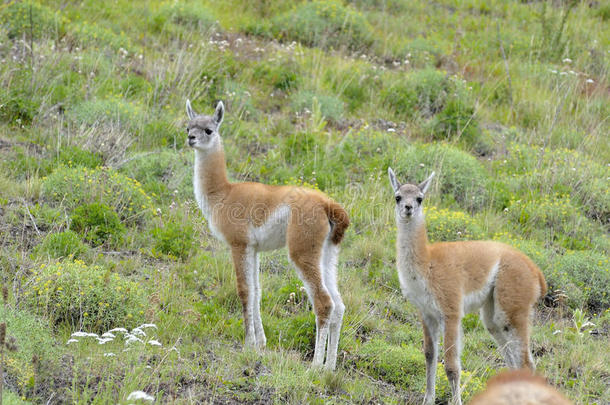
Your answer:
249;205;290;251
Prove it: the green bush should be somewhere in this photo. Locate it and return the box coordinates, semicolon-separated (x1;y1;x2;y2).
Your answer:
150;220;194;261
151;2;216;32
496;143;609;224
26;260;147;332
382;69;479;144
119;150;192;201
0;306;59;399
425;206;486;242
290;90;344;124
67;98;144;131
263;0;374;51
552;250;609;311
506;194;598;251
356;337;425;390
393;143;492;212
0;0;65;40
34;230;88;259
57;146;103;169
41;165;152;225
266;313;316;353
70;203;126;247
253;59;301;91
0;72;40;125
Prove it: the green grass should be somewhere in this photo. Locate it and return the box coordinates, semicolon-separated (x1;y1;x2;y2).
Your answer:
0;0;608;403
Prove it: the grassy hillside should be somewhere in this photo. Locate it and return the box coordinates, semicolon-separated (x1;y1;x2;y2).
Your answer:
0;0;608;403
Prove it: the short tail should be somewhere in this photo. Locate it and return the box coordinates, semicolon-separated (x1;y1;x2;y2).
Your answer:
537;268;547;297
526;256;547;298
324;200;350;245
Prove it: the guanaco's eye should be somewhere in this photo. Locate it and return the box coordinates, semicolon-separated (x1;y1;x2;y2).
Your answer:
395;195;402;203
204;128;213;135
416;196;423;204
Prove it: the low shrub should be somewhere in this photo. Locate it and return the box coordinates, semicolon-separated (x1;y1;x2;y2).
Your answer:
150;220;194;261
41;165;152;225
264;0;374;51
552;250;609;311
290;90;344;124
425;206;486;242
506;194;597;250
26;260;147;332
70;203;126;247
0;306;59;399
265;313;316;354
0;0;65;40
67;98;144;131
356;337;425;390
393;143;492;212
495;143;608;224
253;59;301;91
34;230;88;259
382;70;479;144
119;150;192;201
151;2;216;33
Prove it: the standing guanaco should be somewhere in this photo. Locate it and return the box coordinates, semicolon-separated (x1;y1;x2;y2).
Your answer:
187;100;349;370
388;168;546;404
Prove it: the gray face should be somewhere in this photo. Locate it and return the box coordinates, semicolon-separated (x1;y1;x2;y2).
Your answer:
394;184;424;220
186;115;219;150
388;168;434;222
186;100;224;151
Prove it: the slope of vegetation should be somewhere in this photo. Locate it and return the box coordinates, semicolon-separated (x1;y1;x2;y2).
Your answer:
0;0;608;403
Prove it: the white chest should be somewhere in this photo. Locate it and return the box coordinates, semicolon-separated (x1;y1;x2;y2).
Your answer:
396;233;440;315
193;167;225;243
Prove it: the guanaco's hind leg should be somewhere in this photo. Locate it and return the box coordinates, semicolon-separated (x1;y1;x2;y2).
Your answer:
321;238;344;370
287;214;333;368
494;258;539;369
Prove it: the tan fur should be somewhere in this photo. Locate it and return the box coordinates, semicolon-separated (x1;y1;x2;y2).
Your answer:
187;100;349;370
388;169;546;405
469;369;572;405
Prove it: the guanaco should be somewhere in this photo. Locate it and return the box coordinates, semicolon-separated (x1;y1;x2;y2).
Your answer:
388;168;547;405
469;369;572;405
186;100;349;370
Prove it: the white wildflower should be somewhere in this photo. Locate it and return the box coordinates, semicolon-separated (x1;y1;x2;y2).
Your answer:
562;58;572;63
103;353;116;357
138;323;158;330
131;328;146;337
125;334;144;345
126;391;154;402
387;128;396;132
72;331;98;338
97;337;114;345
108;327;128;334
102;332;116;339
67;339;79;345
148;340;162;347
586;79;594;84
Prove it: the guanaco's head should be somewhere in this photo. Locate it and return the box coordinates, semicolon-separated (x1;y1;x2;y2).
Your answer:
388;168;435;222
185;99;224;151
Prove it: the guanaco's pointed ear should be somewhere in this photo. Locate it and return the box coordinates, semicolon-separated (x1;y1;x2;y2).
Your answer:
186;99;196;120
418;171;435;194
214;101;224;126
388;167;400;193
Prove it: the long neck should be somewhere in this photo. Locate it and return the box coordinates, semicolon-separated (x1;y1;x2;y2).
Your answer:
397;214;430;266
194;142;230;202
